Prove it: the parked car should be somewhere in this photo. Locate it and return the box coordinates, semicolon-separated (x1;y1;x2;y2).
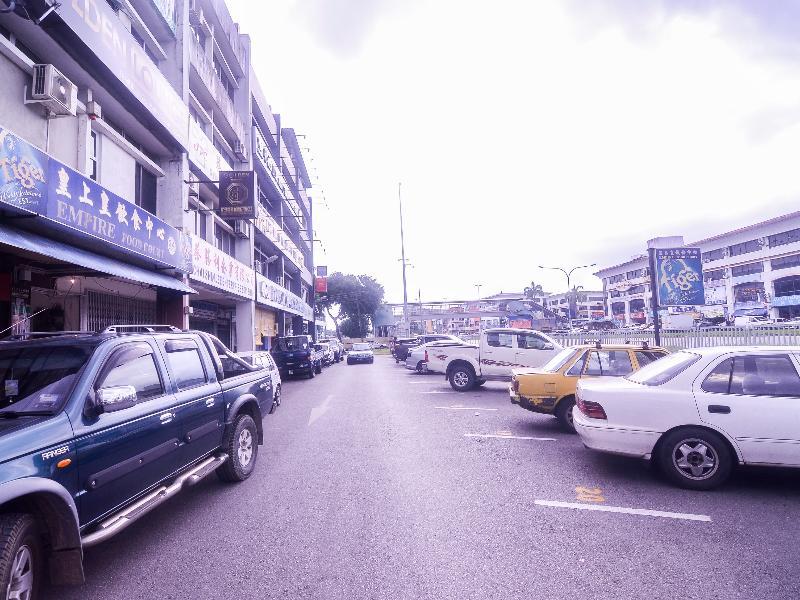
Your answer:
405;339;464;373
574;346;800;490
0;325;275;595
510;343;668;432
424;328;562;392
271;335;323;378
393;334;461;363
315;342;335;366
238;350;282;412
347;342;374;365
318;338;344;362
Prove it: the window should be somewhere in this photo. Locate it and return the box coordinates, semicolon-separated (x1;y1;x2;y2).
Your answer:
166;341;207;390
703;269;725;282
584;350;633;377
702;248;726;262
627;351;701;386
635;351;664;368
516;333;550;350
701;358;734;394
486;332;514;348
774;277;800;297
730;262;763;277
135;164;157;214
768;228;800;248
96;344;163;402
729;355;800;397
771;254;800;271
88;131;98;181
215;223;235;257
566;352;586;376
728;239;761;257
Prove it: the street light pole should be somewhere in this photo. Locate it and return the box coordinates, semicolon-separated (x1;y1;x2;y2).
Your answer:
399;182;409;336
539;263;597;329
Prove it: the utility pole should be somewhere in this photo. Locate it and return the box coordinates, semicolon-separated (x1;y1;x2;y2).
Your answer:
399;182;409;336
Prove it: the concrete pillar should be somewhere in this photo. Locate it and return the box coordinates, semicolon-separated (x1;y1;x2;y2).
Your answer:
624;300;631;325
235;299;255;352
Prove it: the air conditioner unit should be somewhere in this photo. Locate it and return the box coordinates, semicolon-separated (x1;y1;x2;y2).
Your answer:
234;141;248;161
28;64;77;116
234;220;249;239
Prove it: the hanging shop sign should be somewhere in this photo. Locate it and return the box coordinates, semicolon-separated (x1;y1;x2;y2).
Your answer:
219;170;256;219
0;126;185;271
189;235;255;299
188;118;231;182
314;276;327;293
256;273;314;321
58;0;189;150
254;203;305;270
654;248;705;306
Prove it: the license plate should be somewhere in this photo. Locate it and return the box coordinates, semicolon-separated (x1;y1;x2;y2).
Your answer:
288;370;294;375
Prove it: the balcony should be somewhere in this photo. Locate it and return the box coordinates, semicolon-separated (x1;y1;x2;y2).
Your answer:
209;0;248;77
189;36;246;147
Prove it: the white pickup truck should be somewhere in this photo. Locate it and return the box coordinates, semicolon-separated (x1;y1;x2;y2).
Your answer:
424;328;563;391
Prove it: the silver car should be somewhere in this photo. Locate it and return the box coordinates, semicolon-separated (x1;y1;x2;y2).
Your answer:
238;350;283;412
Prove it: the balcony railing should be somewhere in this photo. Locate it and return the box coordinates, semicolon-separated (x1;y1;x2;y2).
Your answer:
189;36;246;147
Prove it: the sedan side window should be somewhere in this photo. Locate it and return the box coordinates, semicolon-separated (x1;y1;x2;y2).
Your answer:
701;358;733;394
730;355;800;396
584;350;633;376
96;344;163;402
566;352;586;376
486;332;514;348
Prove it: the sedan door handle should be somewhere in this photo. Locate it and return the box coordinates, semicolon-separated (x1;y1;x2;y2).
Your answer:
708;405;731;414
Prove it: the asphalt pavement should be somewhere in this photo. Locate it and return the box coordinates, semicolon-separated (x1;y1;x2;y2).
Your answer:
48;356;800;599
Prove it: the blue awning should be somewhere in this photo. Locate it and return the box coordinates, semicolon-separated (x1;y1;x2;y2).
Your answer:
0;224;195;294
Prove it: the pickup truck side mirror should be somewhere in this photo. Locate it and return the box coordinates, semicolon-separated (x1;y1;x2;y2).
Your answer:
95;385;137;414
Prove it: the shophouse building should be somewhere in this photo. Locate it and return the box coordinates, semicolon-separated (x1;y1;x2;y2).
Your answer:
595;211;800;324
0;0;316;350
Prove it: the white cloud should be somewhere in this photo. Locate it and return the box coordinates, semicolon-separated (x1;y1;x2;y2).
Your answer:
228;0;800;301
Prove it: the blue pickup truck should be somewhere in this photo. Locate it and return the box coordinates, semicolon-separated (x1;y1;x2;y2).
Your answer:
0;325;276;598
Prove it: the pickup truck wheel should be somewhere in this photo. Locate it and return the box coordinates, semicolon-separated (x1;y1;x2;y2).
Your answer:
449;366;475;391
315;362;323;374
555;397;577;433
217;414;259;483
0;514;41;600
307;366;315;379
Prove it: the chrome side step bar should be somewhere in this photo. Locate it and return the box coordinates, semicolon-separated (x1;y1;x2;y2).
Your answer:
81;454;228;548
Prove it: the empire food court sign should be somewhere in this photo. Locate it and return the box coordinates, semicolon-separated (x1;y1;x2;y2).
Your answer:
0;126;185;271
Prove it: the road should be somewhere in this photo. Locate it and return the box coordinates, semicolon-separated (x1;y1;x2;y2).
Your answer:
48;356;800;599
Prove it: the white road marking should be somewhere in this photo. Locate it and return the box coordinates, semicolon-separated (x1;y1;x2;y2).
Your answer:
308;395;334;425
434;406;499;411
420;390;458;394
407;381;440;384
534;500;711;522
464;433;556;441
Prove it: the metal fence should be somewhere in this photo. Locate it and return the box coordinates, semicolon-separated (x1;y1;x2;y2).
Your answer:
548;327;800;350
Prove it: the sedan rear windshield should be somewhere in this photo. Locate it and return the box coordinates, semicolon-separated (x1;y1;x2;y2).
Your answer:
0;345;93;413
275;337;309;352
352;343;371;351
541;348;579;373
626;351;700;386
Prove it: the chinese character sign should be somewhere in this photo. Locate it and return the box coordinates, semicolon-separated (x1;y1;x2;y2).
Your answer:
654;248;705;306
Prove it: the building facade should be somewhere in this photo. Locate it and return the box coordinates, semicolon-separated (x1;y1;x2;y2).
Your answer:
595;212;800;324
0;0;316;350
542;291;605;322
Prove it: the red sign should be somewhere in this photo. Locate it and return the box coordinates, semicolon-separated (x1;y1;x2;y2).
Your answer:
315;276;328;293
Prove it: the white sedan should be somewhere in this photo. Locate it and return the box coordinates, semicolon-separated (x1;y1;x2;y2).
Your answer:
574;347;800;489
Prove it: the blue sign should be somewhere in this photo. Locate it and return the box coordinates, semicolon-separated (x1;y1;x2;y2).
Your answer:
655;248;705;306
0;126;186;272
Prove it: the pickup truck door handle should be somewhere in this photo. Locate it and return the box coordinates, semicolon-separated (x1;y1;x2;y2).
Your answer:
707;405;731;414
160;412;175;424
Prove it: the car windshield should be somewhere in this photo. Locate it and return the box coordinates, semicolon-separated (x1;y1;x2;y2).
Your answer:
275;337;309;352
626;351;701;386
0;345;93;413
541;348;579;372
352;343;371;351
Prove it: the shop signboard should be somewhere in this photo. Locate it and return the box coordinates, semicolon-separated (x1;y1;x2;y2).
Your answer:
256;273;314;321
654;248;705;306
0;125;186;271
254;203;304;270
189;235;255;299
188;118;231;182
314;276;327;293
58;0;189;149
219;170;256;219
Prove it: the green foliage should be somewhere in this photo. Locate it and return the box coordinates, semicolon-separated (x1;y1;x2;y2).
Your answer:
317;272;385;338
524;281;545;299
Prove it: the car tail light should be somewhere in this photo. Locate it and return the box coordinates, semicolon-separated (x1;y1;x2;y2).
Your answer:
577;397;607;420
512;376;519;393
424;350;429;362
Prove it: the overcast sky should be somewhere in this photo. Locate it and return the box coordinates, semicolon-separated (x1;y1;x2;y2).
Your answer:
228;0;800;303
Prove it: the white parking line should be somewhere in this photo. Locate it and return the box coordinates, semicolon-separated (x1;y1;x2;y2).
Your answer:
434;406;499;411
308;395;333;425
464;433;556;441
534;500;711;522
421;390;457;394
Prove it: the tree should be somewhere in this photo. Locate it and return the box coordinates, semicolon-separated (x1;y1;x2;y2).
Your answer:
524;281;545;299
316;272;385;339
